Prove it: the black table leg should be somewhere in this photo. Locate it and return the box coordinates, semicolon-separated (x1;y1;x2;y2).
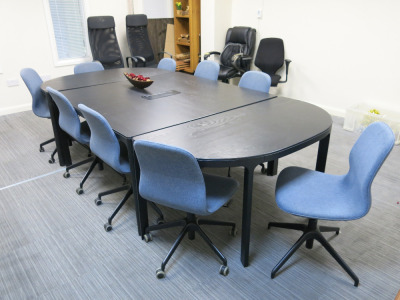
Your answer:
125;138;147;236
241;163;257;267
47;92;71;166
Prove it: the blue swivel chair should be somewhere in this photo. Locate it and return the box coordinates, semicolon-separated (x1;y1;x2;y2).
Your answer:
269;122;395;286
134;140;239;279
74;61;104;74
78;104;164;232
194;60;220;81
46;87;94;188
20;68;57;164
157;58;176;72
238;71;271;93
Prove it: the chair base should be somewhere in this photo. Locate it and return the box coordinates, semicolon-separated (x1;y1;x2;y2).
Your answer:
39;137;58;164
144;213;235;278
103;186;164;232
268;218;359;287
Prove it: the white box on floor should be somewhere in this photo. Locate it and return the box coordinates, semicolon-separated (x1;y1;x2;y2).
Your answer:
343;103;400;145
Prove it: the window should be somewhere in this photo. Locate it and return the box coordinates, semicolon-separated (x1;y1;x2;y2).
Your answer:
43;0;90;66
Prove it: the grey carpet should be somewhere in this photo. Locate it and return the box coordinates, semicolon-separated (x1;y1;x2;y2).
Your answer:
0;111;399;299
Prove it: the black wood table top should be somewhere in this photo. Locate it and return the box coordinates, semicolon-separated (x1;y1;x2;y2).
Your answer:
134;97;332;166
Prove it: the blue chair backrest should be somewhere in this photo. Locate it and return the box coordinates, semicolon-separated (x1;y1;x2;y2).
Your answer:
346;121;394;215
20;68;50;118
157;58;176;72
194;60;220;81
78;104;123;172
46;87;87;143
134;140;208;215
239;71;272;93
74;61;105;74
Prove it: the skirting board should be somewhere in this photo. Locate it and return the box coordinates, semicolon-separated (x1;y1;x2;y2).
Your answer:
0;103;31;116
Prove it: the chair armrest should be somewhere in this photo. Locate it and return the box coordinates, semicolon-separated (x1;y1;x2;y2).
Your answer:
204;51;221;60
126;56;146;67
157;51;173;59
231;53;252;73
278;59;292;84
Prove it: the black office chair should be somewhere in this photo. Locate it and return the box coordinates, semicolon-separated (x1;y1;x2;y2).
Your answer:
204;26;256;83
125;14;172;68
87;16;124;69
254;38;291;87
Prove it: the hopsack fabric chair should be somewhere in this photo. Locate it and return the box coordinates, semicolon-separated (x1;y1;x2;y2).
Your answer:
194;60;220;81
87;16;124;69
134;140;239;279
204;26;256;83
46;87;94;186
125;14;172;67
254;38;291;87
157;58;176;72
74;61;105;74
20;68;57;164
269;121;395;286
238;70;272;93
78;104;164;232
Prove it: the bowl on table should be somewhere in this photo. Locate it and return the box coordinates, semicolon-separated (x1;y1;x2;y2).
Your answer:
124;72;153;89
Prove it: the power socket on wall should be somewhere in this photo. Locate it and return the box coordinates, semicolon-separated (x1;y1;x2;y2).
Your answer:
6;79;19;87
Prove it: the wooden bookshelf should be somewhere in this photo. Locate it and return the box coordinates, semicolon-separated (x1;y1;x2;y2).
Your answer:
173;0;200;73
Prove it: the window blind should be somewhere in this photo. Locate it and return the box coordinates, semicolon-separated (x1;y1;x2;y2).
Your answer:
48;0;87;60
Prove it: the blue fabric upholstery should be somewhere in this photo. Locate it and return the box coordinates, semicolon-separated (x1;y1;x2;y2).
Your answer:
78;104;130;174
194;60;220;81
238;71;271;93
20;68;50;118
74;61;105;74
276;122;394;221
46;87;90;145
157;58;176;72
134;140;239;216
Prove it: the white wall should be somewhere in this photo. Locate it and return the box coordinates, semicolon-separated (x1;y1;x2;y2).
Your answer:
231;0;400;116
0;0;132;116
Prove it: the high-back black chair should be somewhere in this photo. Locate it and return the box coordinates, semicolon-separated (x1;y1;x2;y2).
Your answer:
255;38;291;87
125;14;172;68
87;16;124;69
204;26;256;83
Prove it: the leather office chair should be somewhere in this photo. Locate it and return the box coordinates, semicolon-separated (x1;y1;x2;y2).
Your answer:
125;14;172;68
204;26;256;83
74;61;104;74
254;38;291;87
46;87;94;186
78;104;164;232
87;16;124;69
20;68;57;164
134;140;239;279
157;58;176;72
269;122;394;286
194;60;220;81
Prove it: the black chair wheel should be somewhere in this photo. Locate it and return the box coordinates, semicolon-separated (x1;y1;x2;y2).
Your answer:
156;268;166;279
94;198;102;206
76;188;84;195
48;158;55;164
144;233;152;243
63;172;70;178
39;147;44;152
260;164;267;174
219;265;229;276
104;223;112;232
156;217;165;225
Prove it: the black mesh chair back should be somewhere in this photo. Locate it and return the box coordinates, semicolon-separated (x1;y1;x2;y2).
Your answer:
87;16;124;69
126;14;155;67
255;38;291;87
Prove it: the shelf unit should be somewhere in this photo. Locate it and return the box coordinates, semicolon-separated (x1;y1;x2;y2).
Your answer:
173;0;200;73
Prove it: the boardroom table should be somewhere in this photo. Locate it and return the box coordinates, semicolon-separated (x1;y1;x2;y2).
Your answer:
41;68;332;267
